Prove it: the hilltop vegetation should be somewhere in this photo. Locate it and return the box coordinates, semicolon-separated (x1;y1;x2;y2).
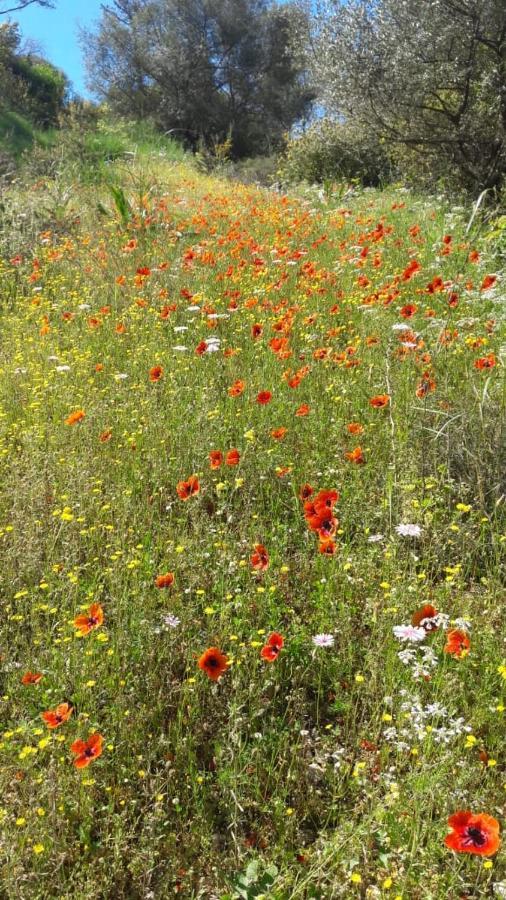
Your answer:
0;142;504;898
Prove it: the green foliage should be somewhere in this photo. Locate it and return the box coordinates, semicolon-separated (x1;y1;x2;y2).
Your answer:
0;108;56;161
225;860;279;899
107;183;132;228
280;119;392;186
18;109;186;185
0;22;67;162
312;0;506;195
9;55;68;126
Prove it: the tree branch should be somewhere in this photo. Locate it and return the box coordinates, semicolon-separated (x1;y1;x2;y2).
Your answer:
0;0;54;13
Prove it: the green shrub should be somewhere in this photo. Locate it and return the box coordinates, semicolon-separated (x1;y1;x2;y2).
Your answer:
280;119;392;186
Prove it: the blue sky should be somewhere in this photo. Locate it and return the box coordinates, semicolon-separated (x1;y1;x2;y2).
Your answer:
11;0;104;97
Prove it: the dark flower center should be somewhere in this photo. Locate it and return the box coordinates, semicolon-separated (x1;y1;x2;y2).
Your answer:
466;826;486;847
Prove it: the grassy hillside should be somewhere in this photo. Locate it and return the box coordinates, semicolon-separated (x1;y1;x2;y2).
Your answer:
0;155;504;899
0;109;56;161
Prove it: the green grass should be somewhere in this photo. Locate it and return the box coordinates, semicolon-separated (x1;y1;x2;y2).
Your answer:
0;155;504;899
0;109;57;160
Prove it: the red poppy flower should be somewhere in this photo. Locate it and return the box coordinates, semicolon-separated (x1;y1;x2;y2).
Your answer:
149;365;163;382
369;394;390;408
256;390;272;405
155;572;175;588
209;450;223;469
271;427;287;440
474;353;496;370
65;409;85;426
295;404;310;416
400;304;417;318
312;489;339;514
444;628;470;658
74;603;104;636
346;446;365;464
21;671;43;685
261;632;284;662
401;259;421;281
468;250;480;263
445;811;500;856
228;380;245;397
315;514;338;539
480;274;497;291
176;476;200;500
251;323;263;338
99;429;112;443
70;733;104;768
251;544;269;571
225;449;240;466
411;604;438;630
347;423;363;435
198;647;229;681
42;702;73;729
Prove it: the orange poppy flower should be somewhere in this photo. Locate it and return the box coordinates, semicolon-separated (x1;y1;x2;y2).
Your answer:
295;403;310;416
225;449;240;466
444;628;470;658
251;544;269;571
149;365;163;382
345;446;365;464
99;429;112;443
260;632;284;662
70;733;104;768
256;390;272;405
42;702;73;729
369;394;390;408
74;602;104;636
445;811;500;856
228;380;245;397
347;423;363;435
155;572;175;588
416;372;436;398
198;647;229;681
271;427;287;441
209;450;223;469
319;538;337;555
176;476;200;500
480;274;497;291
400;303;417;318
411;604;438;630
65;409;86;426
21;671;43;685
474;353;496;370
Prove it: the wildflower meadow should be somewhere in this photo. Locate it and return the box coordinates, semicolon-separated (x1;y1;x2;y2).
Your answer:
0;155;505;898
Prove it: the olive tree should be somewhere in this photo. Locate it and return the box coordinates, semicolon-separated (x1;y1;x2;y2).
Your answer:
311;0;506;192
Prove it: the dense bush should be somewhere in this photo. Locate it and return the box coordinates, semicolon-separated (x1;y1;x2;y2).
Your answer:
280;119;392;186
